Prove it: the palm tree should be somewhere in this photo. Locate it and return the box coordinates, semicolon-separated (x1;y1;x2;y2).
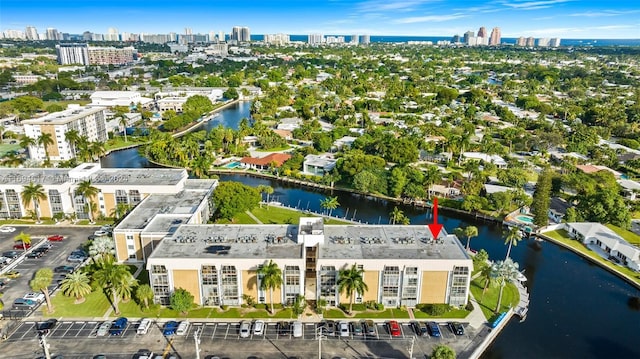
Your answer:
503;226;523;260
93;260;133;315
64;129;81;157
30;268;54;313
492;258;520;313
14;231;31;252
109;203;131;220
135;284;154;309
75;180;99;223
479;264;495;301
337;264;368;313
390;206;403;225
21;182;46;223
89;236;116;262
119;116;128;142
320;196;339;217
2;152;23;167
463;226;479;251
60;271;92;303
89;141;106;161
257;260;283;313
37;132;55;161
116;274;138;302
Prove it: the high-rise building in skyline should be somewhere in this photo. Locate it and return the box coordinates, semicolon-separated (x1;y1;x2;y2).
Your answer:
46;27;61;40
477;27;487;38
452;34;461;43
56;43;89;65
107;27;119;41
489;27;501;46
231;26;250;42
25;26;38;40
537;38;550;47
360;34;370;44
308;33;324;45
516;36;526;46
263;33;290;45
550;38;561;47
185;28;192;35
526;37;535;47
350;34;359;44
463;31;474;44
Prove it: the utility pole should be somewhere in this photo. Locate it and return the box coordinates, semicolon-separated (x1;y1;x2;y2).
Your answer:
194;327;201;359
38;333;51;359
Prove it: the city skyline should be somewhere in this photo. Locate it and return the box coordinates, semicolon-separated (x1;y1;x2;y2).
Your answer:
1;0;639;39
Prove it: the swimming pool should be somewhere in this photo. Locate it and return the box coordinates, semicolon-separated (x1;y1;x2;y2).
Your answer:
516;215;534;223
223;161;241;169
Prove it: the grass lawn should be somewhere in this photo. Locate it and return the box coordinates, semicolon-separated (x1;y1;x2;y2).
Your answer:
250;206;352;225
0;143;20;156
323;308;410;319
469;277;519;320
105;137;148;151
413;308;470;319
46;290;112;318
542;230;640;285
605;224;640;246
0;219;57;225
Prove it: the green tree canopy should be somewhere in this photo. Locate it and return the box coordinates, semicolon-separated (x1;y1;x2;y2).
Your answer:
170;288;195;314
212;181;261;219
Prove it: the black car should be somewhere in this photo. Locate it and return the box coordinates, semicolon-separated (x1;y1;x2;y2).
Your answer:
448;322;465;335
26;251;44;259
37;319;58;336
54;266;75;274
413;321;428;336
34;247;49;254
278;321;291;335
2;251;20;259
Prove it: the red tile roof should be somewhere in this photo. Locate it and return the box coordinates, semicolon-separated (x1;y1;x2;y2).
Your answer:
240;153;292;167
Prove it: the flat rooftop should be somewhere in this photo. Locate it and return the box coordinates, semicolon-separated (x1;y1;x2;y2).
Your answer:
92;168;186;186
0;168;71;185
22;106;105;125
116;187;212;231
149;224;468;261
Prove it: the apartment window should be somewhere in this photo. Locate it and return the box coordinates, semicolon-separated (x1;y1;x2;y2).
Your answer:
201;265;219;306
6;189;21;218
220;265;239;305
449;266;469;307
382;266;400;306
284;265;300;305
151;265;170;305
319;266;337;306
115;190;128;205
256;265;265;303
129;190;141;205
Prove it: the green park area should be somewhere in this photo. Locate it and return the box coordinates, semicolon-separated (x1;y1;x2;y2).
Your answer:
217;205;351;225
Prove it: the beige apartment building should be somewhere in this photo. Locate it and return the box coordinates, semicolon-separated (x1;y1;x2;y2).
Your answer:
146;218;472;309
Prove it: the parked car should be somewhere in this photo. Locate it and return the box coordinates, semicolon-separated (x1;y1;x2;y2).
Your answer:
388;321;401;337
163;321;179;336
47;235;64;242
2;251;20;259
36;319;58;336
54;266;75;274
67;254;86;263
325;320;336;336
94;230;109;237
137;318;152;335
448;322;464;336
364;320;376;336
23;292;45;303
351;321;364;336
13;242;30;250
339;321;350;337
33;246;50;254
239;321;251;338
109;317;128;336
253;320;265;336
413;321;428;336
278;321;291;335
26;251;44;259
292;321;303;338
427;322;441;337
136;351;154;359
176;321;190;336
0;256;11;266
0;226;16;233
96;321;112;337
5;270;20;279
13;298;37;310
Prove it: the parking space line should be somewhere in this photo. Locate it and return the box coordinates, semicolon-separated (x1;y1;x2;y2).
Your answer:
224;323;230;339
75;322;88;337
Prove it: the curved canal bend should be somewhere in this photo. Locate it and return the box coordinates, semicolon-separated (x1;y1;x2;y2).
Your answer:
102;101;640;359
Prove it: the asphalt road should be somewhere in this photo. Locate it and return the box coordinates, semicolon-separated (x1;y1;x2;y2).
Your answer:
2;319;476;359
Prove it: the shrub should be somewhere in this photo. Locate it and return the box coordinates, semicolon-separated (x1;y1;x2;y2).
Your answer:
254;303;267;310
419;303;451;316
350;304;367;311
465;301;474;311
375;303;384;311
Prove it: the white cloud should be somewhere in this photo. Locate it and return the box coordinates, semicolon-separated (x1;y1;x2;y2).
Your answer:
500;0;572;10
523;24;636;36
356;0;439;13
394;13;468;24
569;10;640;17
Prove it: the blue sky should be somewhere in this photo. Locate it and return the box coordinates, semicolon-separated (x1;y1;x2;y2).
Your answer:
2;0;639;39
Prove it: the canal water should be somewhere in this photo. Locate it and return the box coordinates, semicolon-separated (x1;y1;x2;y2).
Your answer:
102;102;640;359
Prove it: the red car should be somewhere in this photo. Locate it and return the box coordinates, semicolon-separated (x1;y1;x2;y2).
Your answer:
13;242;31;250
47;235;64;242
388;320;401;337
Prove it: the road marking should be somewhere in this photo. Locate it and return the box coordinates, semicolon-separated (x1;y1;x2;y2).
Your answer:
75;322;88;337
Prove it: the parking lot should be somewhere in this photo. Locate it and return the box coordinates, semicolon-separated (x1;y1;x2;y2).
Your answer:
2;319;478;359
0;225;98;317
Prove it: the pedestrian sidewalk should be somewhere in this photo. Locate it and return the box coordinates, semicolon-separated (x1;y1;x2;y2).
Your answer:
245;210;263;224
466;297;488;329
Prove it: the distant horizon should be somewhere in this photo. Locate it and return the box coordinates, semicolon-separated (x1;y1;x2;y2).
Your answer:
1;0;639;39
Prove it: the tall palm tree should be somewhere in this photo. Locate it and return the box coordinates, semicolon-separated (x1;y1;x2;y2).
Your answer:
135;284;154;309
64;129;81;157
116;274;138;302
60;271;92;303
503;226;523;260
89;236;116;262
2;152;23;167
89;141;106;161
75;180;99;223
390;206;403;225
320;196;339;217
119;117;128;142
37;132;55;161
492;258;520;313
257;260;283;313
14;231;31;252
337;264;368;313
109;203;131;220
30;268;54;313
464;226;479;251
21;182;46;223
93;260;133;315
479;264;495;301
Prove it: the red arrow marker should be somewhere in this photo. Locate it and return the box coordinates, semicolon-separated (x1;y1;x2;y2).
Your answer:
427;197;443;239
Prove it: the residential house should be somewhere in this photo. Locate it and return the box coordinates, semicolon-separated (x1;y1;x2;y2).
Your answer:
548;197;571;223
462;152;507;169
564;222;640;271
302;154;337;176
240;153;291;171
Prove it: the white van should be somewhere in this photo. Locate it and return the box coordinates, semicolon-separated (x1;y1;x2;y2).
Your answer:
137;318;152;335
292;321;303;338
176;321;190;336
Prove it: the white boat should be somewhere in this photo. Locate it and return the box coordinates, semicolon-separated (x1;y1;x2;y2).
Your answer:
517;271;527;282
